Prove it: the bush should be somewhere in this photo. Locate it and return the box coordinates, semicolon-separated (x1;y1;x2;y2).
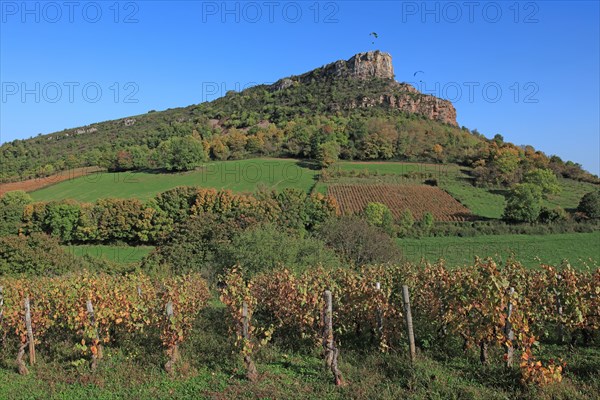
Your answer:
577;190;600;219
141;213;246;281
316;141;340;168
0;233;77;276
219;223;340;275
153;186;199;224
503;183;542;223
421;212;434;230
44;201;81;242
363;202;395;235
317;215;401;266
538;206;568;224
397;209;415;237
523;168;561;197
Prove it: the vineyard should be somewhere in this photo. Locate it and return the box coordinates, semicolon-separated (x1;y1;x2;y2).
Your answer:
0;272;209;375
0;261;598;396
327;184;473;221
0;167;104;196
221;261;599;386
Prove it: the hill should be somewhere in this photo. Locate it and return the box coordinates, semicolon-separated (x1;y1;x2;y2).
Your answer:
1;51;596;186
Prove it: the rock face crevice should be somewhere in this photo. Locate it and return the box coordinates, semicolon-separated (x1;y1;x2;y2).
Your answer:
271;51;458;126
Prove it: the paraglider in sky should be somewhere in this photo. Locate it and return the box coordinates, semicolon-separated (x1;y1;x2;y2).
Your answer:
413;70;424;82
370;32;378;44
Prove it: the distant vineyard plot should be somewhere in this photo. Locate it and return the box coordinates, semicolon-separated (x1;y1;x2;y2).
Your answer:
0;167;103;197
328;184;473;221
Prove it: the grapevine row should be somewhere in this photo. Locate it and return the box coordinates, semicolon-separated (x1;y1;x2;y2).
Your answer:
0;272;209;374
221;260;599;386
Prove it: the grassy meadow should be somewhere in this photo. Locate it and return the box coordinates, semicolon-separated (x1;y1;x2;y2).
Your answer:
398;231;600;269
30;159;319;202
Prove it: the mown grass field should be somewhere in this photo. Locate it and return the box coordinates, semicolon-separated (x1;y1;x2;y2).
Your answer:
398;231;600;269
30;159;319;202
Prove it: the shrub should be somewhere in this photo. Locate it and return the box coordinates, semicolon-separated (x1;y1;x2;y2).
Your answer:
44;201;81;242
317;215;401;266
153;186;199;223
577;190;600;219
422;212;435;230
398;209;415;237
219;223;340;276
538;206;568;224
363;202;395;235
0;233;77;276
93;199;140;241
141;213;246;280
316;141;340;168
523;168;561;197
503;183;542;223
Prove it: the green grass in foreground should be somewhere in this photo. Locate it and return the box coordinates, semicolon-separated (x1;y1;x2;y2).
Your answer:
31;159;319;202
63;245;154;264
398;231;600;269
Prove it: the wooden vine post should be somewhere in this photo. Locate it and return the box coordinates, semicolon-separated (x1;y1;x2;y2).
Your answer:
375;282;384;344
504;287;515;367
555;289;564;343
24;297;35;365
0;286;3;326
241;301;258;382
401;285;416;363
86;299;103;370
164;300;180;374
0;286;3;353
0;288;26;375
322;290;344;386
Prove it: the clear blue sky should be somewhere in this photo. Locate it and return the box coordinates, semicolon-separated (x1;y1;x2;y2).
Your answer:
1;1;598;174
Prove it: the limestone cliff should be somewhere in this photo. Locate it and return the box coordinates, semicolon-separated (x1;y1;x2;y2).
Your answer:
270;51;458;126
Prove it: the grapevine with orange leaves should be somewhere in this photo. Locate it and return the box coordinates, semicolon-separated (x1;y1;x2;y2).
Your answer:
0;272;209;373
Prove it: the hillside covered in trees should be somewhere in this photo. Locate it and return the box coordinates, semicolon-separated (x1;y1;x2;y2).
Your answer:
1;51;597;187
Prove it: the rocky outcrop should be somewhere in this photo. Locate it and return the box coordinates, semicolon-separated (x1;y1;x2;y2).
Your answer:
345;83;458;126
270;51;458;126
303;50;394;81
272;51;393;89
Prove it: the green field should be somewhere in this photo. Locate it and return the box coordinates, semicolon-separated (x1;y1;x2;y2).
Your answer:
334;161;454;175
31;159;319;202
63;245;154;263
398;231;600;269
438;173;507;219
544;177;599;210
